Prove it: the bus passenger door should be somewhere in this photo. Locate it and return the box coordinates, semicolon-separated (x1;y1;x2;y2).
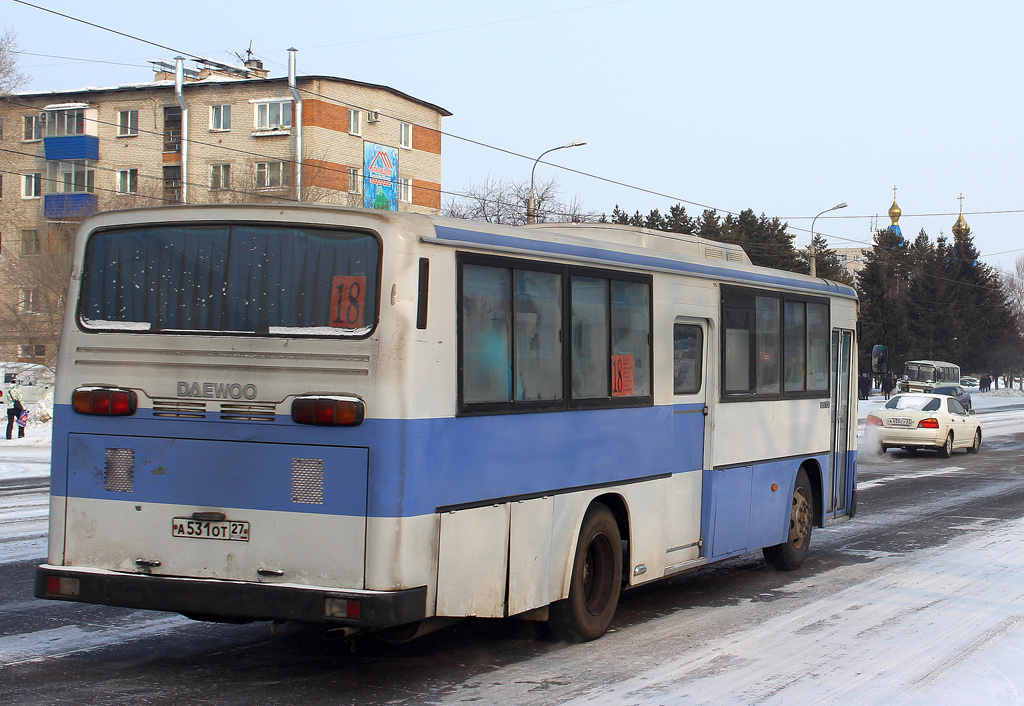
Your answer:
666;318;710;569
829;328;855;518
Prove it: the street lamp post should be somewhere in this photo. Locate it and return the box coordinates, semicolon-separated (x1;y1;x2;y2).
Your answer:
527;139;587;224
809;201;848;277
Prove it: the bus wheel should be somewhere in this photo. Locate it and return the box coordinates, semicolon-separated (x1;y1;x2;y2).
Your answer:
763;470;813;571
549;503;622;642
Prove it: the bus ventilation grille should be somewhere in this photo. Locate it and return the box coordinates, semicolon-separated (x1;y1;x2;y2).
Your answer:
726;250;744;262
220;402;277;422
291;458;324;504
704;247;724;259
152;398;207;418
104;448;135;493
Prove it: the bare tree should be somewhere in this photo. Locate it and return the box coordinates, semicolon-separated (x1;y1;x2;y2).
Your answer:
444;176;600;226
1000;254;1024;332
0;28;27;95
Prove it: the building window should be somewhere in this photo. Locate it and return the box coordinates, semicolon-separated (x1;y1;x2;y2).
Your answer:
18;344;45;359
0;116;4;139
46;108;86;136
163;165;182;203
399;122;412;149
210;164;230;191
164;106;182;152
22;173;42;198
23;114;44;141
0;174;3;198
21;230;41;256
255;161;289;188
210;104;231;131
399;177;412;203
117;168;138;194
348;167;361;193
118;109;138;136
21;288;41;314
254;100;291;130
348;108;361;135
49;161;96;193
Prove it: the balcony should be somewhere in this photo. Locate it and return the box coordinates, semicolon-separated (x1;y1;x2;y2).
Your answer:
43;134;99;161
44;193;98;219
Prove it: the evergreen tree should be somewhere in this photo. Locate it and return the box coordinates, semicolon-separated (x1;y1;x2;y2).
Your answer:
609;205;629;225
696;209;722;240
857;227;912;371
644;209;666;231
665;203;694;234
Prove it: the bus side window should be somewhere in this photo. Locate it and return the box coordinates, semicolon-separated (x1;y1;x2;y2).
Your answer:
673;324;703;395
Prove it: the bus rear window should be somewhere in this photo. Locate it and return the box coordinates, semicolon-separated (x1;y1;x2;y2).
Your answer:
79;224;379;336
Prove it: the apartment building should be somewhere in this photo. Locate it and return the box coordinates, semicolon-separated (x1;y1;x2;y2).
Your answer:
0;57;451;364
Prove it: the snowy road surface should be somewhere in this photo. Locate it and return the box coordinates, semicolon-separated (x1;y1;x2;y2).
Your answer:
4;393;1024;704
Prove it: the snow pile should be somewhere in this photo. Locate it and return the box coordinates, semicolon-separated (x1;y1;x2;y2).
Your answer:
27;386;53;425
978;387;1024;398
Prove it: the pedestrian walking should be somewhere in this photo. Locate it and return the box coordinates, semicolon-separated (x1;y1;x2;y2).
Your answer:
882;372;895;400
858;373;871;400
6;379;25;440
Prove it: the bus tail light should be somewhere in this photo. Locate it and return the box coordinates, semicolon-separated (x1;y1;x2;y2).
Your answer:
72;387;138;416
918;418;940;429
291;395;365;426
866;415;883;426
324;597;361;619
46;575;80;597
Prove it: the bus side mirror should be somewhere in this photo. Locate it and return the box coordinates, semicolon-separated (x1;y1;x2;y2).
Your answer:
871;345;888;375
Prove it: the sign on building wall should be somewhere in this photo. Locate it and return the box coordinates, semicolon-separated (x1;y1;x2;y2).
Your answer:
363;142;399;211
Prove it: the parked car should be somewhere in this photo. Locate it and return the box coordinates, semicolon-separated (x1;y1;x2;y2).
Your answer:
960;377;980;388
931;384;972;410
867;393;981;457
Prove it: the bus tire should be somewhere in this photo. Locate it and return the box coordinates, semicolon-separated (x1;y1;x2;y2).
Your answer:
763;469;813;572
548;503;622;643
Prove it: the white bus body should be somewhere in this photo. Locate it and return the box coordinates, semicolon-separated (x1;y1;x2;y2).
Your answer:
37;205;859;641
899;360;961;394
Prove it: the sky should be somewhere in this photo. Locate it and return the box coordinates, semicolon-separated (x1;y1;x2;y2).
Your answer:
6;0;1024;276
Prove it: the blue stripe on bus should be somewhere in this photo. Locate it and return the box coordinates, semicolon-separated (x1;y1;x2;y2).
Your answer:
52;403;707;518
433;225;859;299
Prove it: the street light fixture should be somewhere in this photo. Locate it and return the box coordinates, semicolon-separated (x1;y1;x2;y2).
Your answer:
527;139;587;224
809;201;847;277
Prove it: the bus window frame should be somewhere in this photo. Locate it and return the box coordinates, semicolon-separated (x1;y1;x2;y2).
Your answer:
75;220;384;340
720;284;831;402
456;252;654;417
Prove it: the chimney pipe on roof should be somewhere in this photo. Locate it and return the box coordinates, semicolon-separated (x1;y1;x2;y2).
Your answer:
174;57;189;204
288;48;302;201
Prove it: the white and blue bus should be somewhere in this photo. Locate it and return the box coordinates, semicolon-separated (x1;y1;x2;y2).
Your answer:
37;204;858;642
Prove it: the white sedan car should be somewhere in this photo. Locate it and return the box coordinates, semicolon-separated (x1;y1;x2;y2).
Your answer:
866;393;981;457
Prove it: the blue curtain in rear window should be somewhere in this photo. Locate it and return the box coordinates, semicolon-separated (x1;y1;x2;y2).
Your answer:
81;225;377;333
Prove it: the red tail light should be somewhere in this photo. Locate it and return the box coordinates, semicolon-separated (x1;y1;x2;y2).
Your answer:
72;387;137;416
291;395;365;426
866;415;883;426
918;417;940;429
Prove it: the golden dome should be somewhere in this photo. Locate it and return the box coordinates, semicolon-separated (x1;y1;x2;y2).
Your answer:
952;193;969;237
888;198;901;226
953;211;969;237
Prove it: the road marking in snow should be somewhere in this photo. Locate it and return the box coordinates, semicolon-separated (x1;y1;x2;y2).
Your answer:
858;467;965;490
0;615;189;667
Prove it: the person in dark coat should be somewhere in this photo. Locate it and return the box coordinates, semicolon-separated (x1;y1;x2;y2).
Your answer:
858;373;870;400
881;373;895;400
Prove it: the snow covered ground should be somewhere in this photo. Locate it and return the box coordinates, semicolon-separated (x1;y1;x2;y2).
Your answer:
3;393;1024;701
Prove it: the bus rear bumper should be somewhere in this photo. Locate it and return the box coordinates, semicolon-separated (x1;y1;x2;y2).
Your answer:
35;564;428;627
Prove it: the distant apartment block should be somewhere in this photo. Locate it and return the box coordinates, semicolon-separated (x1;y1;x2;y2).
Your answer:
0;57;451;364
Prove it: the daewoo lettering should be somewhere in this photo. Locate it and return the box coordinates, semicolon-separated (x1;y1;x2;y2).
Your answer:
177;382;257;400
